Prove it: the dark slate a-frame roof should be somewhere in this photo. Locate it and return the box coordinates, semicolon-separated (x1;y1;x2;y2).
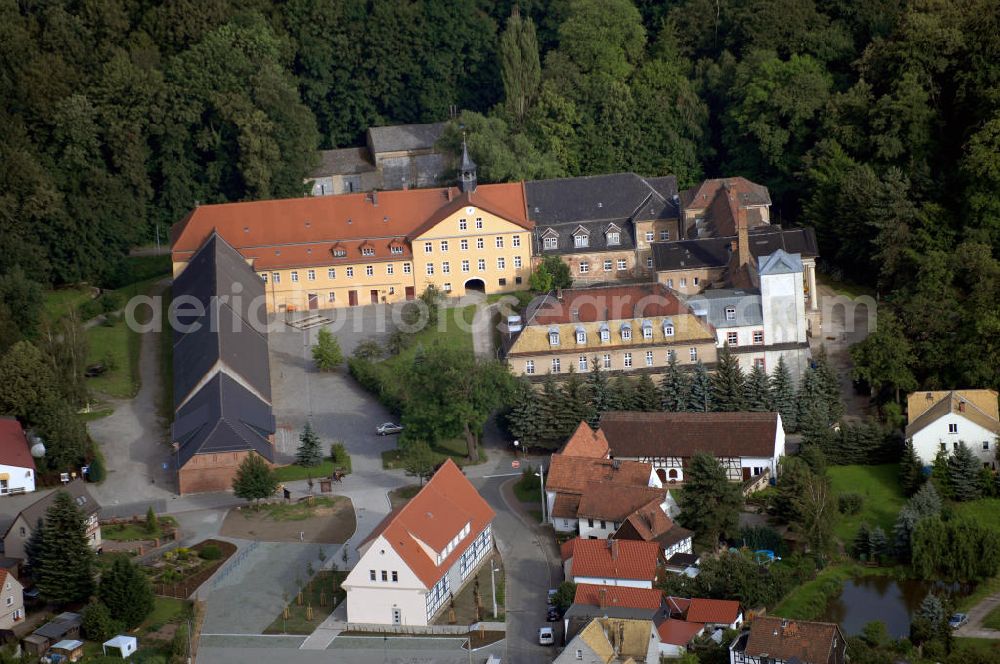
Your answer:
651;226;818;272
525;173;679;226
172;373;275;467
172;231;268;331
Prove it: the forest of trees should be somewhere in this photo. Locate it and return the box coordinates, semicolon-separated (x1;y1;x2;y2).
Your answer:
2;0;999;396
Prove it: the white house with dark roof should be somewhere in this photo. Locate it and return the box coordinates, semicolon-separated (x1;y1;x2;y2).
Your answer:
905;390;1000;468
0;418;36;496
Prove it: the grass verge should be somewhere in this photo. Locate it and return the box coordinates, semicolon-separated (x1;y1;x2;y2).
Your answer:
772;564;910;621
828;464;905;542
381;436;486;469
513;470;541;503
102;516;178;542
85;315;141;398
274;446;352;482
264;571;347;634
957;574;1000;612
953;498;1000;534
42;286;93;323
388;485;422;510
255;496;344;521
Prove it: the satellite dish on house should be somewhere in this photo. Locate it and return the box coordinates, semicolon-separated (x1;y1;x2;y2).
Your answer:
29;435;46;458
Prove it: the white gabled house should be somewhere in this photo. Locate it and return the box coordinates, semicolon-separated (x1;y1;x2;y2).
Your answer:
0;418;36;496
905;390;1000;468
343;460;495;626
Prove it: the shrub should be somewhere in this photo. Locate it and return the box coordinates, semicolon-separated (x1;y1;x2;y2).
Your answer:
100;292;125;314
82;601;117;641
174;547;192;561
172;623;189;662
79;298;102;321
198;544;222;561
88;455;106;483
839;493;864;515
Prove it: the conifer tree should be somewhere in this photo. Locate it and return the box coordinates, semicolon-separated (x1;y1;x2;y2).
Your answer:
24;518;45;575
868;526;888;562
35;491;95;604
711;344;747;411
949;441;982;501
506;378;540;447
586;361;612;424
770;357;797;430
658;354;689;411
311;328;343;371
813;346;844;420
931;448;953;499
853;522;872;559
610;375;636;411
98;556;154;629
634;374;659;411
296;421;323;467
535;375;563;448
676;453;742;546
687;362;712;412
744;364;772;411
559;370;595;433
796;366;826;427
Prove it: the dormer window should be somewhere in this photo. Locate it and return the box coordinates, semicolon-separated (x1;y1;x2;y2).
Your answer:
543;237;558;250
621;324;632;341
576;327;586;344
361;246;375;256
390;245;403;255
663;320;675;337
725;306;736;321
332;248;347;258
549;328;560;346
574;235;589;248
641;321;653;339
607;231;621;245
600;324;610;342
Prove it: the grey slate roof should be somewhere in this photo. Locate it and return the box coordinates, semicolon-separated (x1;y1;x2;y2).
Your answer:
15;481;99;532
171;372;276;467
758;248;803;275
367;122;446;156
308;147;375;178
652;226;817;272
535;220;637;256
172;232;268;331
525;173;679;226
683;289;763;329
172;297;271;409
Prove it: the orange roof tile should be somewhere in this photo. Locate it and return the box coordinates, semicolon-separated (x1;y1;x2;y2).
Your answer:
657;619;704;646
574;584;663;611
561;538;577;562
361;459;495;589
560;422;610;459
547;455;652;495
171;184;531;269
685;598;741;625
617;498;675;541
577;484;667;522
552;493;582;519
569;538;660;582
0;418;35;470
745;617;844;663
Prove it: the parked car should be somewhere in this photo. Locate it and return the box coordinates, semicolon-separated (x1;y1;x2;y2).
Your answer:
949;613;969;629
538;627;554;646
546;608;560;622
376;423;403;436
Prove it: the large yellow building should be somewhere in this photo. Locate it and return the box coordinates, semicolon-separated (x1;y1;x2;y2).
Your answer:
170;151;534;311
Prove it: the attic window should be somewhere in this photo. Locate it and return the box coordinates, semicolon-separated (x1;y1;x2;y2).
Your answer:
621;323;632;341
274;249;281;255
390;246;403;255
600;324;610;342
576;328;586;344
606;231;621;245
641;321;653;339
361;247;375;256
332;248;347;258
543;237;558;250
663;321;674;337
574;234;589;248
549;329;560;346
725;306;736;321
243;227;249;233
597;202;603;208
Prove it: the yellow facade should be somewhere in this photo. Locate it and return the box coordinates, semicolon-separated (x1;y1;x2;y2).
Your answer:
255;260;414;312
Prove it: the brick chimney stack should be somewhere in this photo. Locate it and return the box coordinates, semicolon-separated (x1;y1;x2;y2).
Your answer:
599;588;608;609
610;539;620;560
735;198;750;269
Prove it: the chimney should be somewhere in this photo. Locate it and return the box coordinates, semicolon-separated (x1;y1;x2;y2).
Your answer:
556;288;563;301
445;189;452;201
369;191;379;206
610;539;620;560
735;200;750;268
599;588;608;609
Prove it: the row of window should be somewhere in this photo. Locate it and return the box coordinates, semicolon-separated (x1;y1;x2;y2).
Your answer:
726;330;765;346
425;256;522;275
425;235;521;253
579;259;629;274
368;569;399;583
940;439;990;450
261;264;413;284
551;321;676;347
526;348;700;374
457;217;484;231
435;522;472;566
665;277;699;289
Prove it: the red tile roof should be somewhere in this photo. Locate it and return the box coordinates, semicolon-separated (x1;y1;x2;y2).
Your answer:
360;459;495;589
616;499;675;541
568;538;660;582
552;493;582;519
0;418;35;470
745;617;844;663
577;484;667;522
561;538;576;562
574;584;663;611
560;422;610;459
599;411;780;459
171;183;531;268
685;598;741;625
529;283;684;325
665;596;691;615
657;618;705;646
547;455;652;495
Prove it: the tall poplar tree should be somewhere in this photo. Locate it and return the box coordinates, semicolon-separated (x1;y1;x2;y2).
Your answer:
499;8;541;127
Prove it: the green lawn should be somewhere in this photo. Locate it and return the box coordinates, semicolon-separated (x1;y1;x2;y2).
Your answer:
102;516;178;542
951;637;1000;661
513;471;541;503
142;597;189;631
953;498;1000;533
381;436;486;469
274;457;351;482
958;574;1000;612
381;304;476;374
86;316;141;397
255;496;344;521
773;564;854;620
828;464;905;542
42;286;93;323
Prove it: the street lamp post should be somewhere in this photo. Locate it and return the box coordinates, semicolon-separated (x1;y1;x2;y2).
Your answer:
535;465;546;523
490;561;501;618
513;440;519;458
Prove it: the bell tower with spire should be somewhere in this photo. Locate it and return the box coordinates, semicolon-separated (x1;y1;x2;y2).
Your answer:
458;136;477;193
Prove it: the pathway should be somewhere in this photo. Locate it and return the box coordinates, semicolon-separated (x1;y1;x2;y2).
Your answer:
957;593;1000;639
811;282;873;420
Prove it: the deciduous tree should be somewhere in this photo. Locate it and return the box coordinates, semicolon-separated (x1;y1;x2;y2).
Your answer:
232;453;278;506
312;329;343;371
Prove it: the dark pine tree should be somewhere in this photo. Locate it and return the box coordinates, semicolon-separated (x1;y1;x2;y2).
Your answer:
711;344;747;411
634;374;659;411
98;556;154;629
813;346;844;421
586;361;612;424
688;362;712;412
658;354;690;411
770;356;798;431
559;370;596;433
610;375;637;411
744;364;772;412
35;492;95;605
900;440;925;496
949;441;983;501
295;421;323;467
506;378;540;448
796;366;826;428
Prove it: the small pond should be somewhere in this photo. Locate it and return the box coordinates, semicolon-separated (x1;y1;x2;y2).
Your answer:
820;576;970;639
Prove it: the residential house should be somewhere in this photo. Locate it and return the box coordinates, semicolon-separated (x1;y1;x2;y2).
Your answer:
545;453;661;533
685;598;743;631
561;421;611;459
682;248;811;381
730;617;847;664
0;419;36;496
306;121;448;196
612;498;693;559
556;617;661;664
577;485;675;539
173;149;534;310
504;283;718;379
342;460;495;626
170;232;275;494
526;173;681;281
905;390;1000;468
657;619;705;658
564;538;661;589
0;570;24;629
2;481;100;561
680;177;771;240
600;411;786;483
563;585;666;642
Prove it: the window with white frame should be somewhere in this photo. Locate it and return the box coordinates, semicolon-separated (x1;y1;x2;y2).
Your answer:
424;242;432;253
460;239;469;250
328;292;335;302
754;358;765;371
525;360;535;374
579;356;588;371
574;234;589;248
459;218;467;230
497;257;505;270
440;240;449;252
663;323;674;337
307;269;315;281
328;268;336;279
514;256;522;269
291;271;299;282
727;331;738;346
475;217;483;229
680;277;687;287
391;245;403;254
478;258;486;271
442;261;450;274
666;278;673;288
646;351;654;366
642;323;653;339
623;352;632;368
476;238;484;249
600;327;610;342
462;260;470;272
949;423;958;434
543;237;557;250
426;263;434;275
260;273;267;283
365;265;374;277
660;230;670;240
645;231;654;241
403;263;411;274
725;306;736;321
617;259;627;270
333;248;347;257
579;262;589;273
689;347;698;361
603;260;612;272
552;358;561;373
622;326;632;341
646;257;654;268
362;246;374;256
387;264;394;275
603;353;611;368
443;283;452;292
346;267;354;277
666;349;675;361
607;231;621;245
753;330;763;344
513;235;521;247
549;330;560;346
495;236;504;248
